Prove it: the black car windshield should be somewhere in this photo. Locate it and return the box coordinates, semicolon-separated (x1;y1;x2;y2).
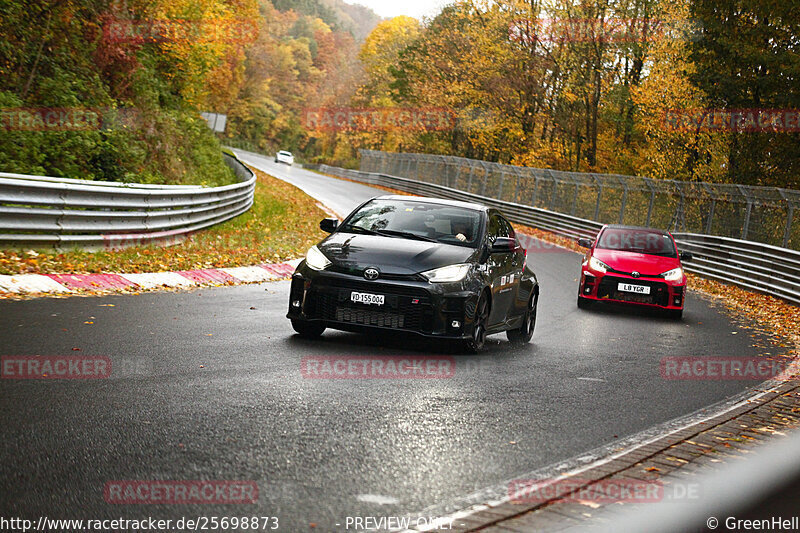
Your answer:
596;228;677;257
340;199;483;247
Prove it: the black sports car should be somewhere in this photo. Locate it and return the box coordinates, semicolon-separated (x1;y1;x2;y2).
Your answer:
287;195;539;352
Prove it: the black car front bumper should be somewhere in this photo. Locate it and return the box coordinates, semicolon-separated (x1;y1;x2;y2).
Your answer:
287;263;480;340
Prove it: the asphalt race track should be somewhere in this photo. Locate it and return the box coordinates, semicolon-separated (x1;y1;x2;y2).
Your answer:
0;151;778;531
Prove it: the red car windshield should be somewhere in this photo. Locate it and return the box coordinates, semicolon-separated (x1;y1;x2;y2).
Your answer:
596;228;677;257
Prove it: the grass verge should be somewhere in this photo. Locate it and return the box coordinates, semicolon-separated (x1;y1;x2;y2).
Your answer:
0;168;325;275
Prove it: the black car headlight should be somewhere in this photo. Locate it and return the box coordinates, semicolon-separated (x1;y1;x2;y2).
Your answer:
305;245;331;271
421;263;472;283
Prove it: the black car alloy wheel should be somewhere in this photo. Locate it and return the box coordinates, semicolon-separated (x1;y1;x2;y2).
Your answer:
464;292;489;353
508;293;537;345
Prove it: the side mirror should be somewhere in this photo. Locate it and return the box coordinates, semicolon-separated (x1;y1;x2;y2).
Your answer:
577;238;593;249
490;237;517;254
320;218;339;233
680;251;693;262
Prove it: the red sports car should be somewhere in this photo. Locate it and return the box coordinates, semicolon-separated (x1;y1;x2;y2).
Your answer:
576;225;693;318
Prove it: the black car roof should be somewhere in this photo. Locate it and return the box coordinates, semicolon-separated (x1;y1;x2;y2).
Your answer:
375;195;489;212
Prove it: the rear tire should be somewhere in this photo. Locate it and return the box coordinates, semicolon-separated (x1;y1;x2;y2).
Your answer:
461;292;489;353
507;294;537;346
577;296;593;309
291;319;325;338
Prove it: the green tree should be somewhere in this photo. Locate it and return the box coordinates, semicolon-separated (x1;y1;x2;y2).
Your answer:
690;0;800;187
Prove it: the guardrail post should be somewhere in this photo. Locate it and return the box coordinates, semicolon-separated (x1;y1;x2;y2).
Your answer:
669;182;684;232
644;179;656;227
591;175;602;220
571;180;579;216
779;190;794;248
706;199;716;234
737;185;753;240
618;179;629;224
548;171;558;211
453;163;462;190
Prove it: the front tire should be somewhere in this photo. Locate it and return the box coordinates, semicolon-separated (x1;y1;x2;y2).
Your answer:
291;319;325;338
507;294;537;346
577;295;593;309
462;292;489;353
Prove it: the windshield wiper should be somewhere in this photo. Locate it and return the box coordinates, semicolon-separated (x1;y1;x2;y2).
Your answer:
339;224;379;235
339;225;437;242
374;229;437;242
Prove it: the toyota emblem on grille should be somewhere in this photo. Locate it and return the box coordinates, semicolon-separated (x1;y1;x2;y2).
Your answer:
364;268;379;280
632;271;641;278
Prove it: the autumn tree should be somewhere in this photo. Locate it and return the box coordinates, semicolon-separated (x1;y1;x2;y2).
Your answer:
690;0;800;188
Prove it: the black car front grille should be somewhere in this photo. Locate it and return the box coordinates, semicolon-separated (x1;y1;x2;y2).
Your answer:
309;277;433;333
328;266;424;281
334;306;406;328
597;275;670;306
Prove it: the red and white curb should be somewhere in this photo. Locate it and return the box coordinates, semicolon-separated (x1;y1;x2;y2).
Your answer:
0;233;571;297
0;259;302;296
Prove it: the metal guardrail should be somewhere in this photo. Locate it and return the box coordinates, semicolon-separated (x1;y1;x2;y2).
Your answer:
307;163;800;306
360;150;800;251
0;152;255;251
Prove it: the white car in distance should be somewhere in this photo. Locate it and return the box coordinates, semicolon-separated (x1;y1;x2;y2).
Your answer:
275;151;295;166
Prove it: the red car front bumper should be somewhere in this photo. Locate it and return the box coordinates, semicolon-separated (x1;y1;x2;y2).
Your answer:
579;269;685;310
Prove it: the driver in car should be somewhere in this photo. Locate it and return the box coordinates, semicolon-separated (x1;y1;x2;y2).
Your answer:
452;221;471;242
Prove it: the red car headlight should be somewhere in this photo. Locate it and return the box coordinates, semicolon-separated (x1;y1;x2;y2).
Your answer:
588;256;610;273
661;267;684;282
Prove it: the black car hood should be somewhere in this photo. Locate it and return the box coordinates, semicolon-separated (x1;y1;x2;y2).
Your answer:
318;233;477;276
